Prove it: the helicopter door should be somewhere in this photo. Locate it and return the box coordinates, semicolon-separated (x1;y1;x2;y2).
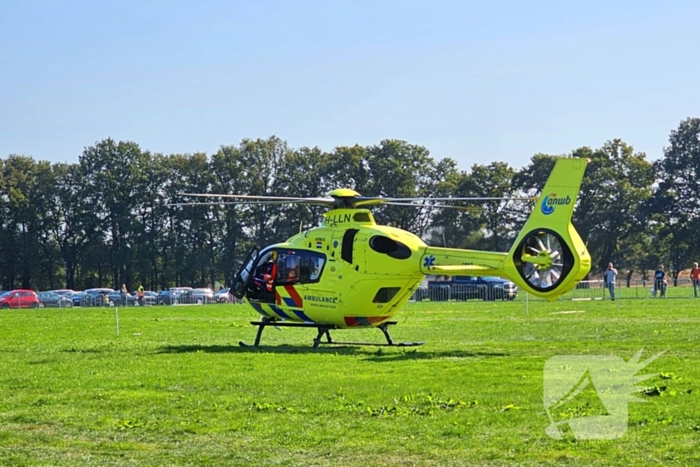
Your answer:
231;246;259;299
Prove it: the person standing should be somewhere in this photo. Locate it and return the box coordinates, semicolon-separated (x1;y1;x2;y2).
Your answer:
654;265;667;298
137;284;145;306
120;284;128;306
691;262;700;298
603;262;618;301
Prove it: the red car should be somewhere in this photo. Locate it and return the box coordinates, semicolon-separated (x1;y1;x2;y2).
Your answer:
0;289;41;309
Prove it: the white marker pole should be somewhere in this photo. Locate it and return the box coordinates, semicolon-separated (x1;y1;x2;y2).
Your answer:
115;307;120;336
525;293;529;316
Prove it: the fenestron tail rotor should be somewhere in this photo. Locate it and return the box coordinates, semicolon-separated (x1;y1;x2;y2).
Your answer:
514;229;574;291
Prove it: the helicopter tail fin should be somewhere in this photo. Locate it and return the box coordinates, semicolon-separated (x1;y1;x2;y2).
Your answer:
500;158;591;299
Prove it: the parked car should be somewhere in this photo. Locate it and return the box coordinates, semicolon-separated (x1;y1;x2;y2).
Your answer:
428;276;518;301
37;291;73;308
192;288;215;304
52;289;75;297
0;289;41;309
157;290;173;305
70;292;85;306
156;287;193;305
170;287;194;305
132;291;157;306
478;276;518;300
107;290;136;306
215;288;233;303
81;288;114;307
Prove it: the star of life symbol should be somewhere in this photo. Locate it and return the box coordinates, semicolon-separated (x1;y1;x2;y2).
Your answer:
543;349;665;440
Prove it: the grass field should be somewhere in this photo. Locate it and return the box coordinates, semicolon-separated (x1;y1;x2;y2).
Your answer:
0;298;698;466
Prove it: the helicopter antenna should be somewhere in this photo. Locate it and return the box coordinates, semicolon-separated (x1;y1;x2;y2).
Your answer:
299;220;303;234
443;232;447;248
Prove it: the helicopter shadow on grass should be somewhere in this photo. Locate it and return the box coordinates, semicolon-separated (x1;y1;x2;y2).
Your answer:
156;344;374;356
362;348;509;362
156;344;509;361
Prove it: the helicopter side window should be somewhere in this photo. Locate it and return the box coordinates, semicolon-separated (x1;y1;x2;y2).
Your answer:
278;252;302;284
306;253;326;282
275;251;326;285
373;287;401;303
369;236;411;260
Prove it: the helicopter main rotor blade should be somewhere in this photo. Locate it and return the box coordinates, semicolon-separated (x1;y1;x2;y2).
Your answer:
177;192;532;210
179;192;331;202
352;196;533;207
381;202;478;210
361;196;534;202
170;200;481;210
168;199;335;207
181;192;531;202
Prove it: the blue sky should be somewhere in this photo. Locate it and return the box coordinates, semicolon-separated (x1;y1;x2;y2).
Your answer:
1;0;698;170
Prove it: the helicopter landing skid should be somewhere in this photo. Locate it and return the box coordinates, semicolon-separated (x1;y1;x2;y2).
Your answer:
239;319;424;349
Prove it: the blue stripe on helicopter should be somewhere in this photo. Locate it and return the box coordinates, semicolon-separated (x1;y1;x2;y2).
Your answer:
269;304;291;319
282;297;298;307
249;301;272;318
292;310;314;323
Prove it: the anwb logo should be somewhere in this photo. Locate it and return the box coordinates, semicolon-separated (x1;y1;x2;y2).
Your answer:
540;193;572;215
543;349;665;439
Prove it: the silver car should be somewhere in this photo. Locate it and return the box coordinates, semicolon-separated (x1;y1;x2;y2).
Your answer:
37;291;73;308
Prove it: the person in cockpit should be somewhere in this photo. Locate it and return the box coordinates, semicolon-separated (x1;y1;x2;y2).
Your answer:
285;255;301;282
251;251;278;296
263;251;278;292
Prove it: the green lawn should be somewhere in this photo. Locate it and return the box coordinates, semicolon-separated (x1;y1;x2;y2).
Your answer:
0;299;698;466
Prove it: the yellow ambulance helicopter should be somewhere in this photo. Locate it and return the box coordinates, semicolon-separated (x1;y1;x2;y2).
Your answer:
177;158;591;347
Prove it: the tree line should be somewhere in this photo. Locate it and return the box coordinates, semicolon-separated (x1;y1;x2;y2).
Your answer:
1;118;699;291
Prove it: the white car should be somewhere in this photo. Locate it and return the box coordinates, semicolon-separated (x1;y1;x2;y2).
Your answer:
192;288;215;304
214;288;233;303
